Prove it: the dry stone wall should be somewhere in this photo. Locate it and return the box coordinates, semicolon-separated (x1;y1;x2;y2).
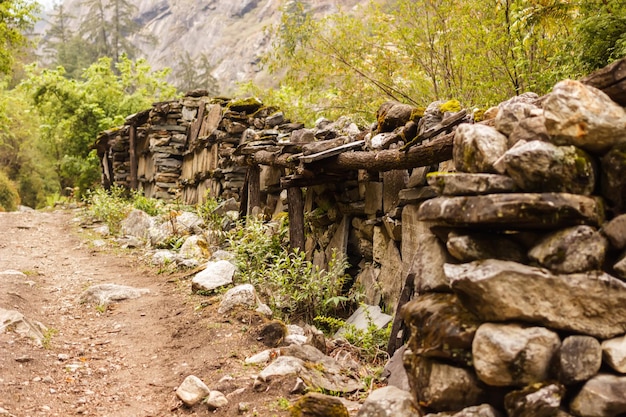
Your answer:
400;80;626;416
96;59;626;416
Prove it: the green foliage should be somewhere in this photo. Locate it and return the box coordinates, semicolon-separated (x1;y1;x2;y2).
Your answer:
227;216;287;286
197;195;224;229
41;327;58;349
0;170;20;211
131;189;163;216
20;56;177;197
249;0;624;124
0;81;58;208
315;309;391;364
576;1;626;71
0;0;39;75
266;248;350;322
227;217;351;322
84;185;131;234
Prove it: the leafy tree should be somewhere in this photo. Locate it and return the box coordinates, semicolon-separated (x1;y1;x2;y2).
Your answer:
79;0;142;63
41;4;99;78
172;51;220;94
254;0;623;125
575;1;626;71
20;56;178;196
0;0;39;74
0;81;56;207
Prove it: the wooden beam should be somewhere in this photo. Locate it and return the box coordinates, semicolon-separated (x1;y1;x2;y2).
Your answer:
287;187;305;252
246;151;300;169
321;132;454;172
129;125;138;190
188;99;206;147
247;165;261;217
280;174;347;189
299;140;365;163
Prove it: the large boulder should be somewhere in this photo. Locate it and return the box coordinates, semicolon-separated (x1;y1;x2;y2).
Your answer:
494;141;596;195
543;80;626;154
402;206;452;292
528;225;608;273
453;124;508;173
601;142;626;215
504;383;565;417
495;100;540;137
402;293;481;367
191;260;236;293
427;173;517;196
569;374;626;417
446;232;526;263
404;355;487;412
556;335;602;385
472;323;560;387
120;209;153;239
446;260;626;339
602;335;626;374
356;386;419;417
175;375;210;407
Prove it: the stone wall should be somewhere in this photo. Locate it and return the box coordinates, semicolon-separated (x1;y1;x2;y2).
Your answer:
96;60;626;415
400;80;626;416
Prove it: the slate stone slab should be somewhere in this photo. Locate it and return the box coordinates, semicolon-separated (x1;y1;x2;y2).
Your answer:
417;193;603;229
447;259;626;339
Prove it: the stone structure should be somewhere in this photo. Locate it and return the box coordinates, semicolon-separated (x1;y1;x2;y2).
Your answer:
96;58;626;416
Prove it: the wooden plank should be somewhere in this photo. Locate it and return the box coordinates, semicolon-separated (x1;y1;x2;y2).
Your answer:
188;99;206;148
247;165;261;217
287;187;305;252
299;140;365;163
280;174;346;188
129;126;138;190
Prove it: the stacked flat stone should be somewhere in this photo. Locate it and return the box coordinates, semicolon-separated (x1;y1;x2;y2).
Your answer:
401;81;626;416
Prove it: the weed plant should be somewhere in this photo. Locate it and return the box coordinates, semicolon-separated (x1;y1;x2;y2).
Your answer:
131;189;163;216
84;185;130;234
226;216;353;322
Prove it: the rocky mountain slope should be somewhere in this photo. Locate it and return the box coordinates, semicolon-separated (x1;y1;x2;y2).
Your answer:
55;0;362;93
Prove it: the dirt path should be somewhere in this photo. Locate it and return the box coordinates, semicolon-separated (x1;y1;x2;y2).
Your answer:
0;210;292;417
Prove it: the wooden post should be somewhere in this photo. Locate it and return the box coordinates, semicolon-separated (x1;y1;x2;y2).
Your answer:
247;165;261;217
287;186;305;252
129;125;138;190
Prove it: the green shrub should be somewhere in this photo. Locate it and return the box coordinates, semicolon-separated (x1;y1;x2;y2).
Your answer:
227;216;352;322
131;190;162;216
0;171;20;211
227;216;287;287
84;185;131;234
315;308;391;364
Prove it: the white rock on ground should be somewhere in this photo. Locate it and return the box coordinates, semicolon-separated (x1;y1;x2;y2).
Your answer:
79;284;150;305
175;375;210;407
191;260;236;293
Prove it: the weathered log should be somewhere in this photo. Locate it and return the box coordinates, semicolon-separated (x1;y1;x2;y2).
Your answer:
129;125;138;190
287;187;305;251
323;132;454;172
581;57;626;106
247;165;261;217
299;140;365;163
188;99;206;148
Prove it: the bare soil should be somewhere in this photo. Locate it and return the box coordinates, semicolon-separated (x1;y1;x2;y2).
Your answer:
0;209;297;417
